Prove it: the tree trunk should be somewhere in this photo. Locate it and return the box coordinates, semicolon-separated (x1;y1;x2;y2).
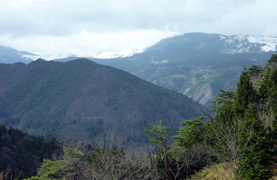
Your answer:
161;138;169;180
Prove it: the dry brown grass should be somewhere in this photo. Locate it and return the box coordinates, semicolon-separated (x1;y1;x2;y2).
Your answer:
189;163;235;180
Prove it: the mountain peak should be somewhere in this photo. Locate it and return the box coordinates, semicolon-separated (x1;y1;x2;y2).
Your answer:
144;33;277;58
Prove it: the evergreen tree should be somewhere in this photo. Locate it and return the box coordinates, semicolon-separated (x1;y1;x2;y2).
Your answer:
169;117;212;180
265;69;277;118
248;64;263;77
237;104;271;180
267;54;277;64
144;121;170;180
24;147;85;180
171;117;205;148
234;70;255;119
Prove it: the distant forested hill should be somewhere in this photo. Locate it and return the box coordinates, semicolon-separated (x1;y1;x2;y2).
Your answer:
0;59;205;144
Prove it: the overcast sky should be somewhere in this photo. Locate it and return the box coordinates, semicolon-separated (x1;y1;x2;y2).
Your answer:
0;0;277;55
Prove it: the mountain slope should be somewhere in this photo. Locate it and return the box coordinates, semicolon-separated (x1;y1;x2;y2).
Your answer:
88;33;277;106
143;33;277;60
0;59;205;144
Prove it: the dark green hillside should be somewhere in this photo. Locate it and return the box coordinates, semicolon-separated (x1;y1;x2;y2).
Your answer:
0;59;205;144
0;123;60;179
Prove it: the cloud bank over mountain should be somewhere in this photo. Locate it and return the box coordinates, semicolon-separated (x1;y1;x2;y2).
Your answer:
0;0;277;55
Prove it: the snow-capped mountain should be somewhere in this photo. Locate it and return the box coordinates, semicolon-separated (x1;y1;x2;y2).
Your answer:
20;49;144;61
220;34;277;53
91;49;144;59
143;33;277;63
1;33;277;64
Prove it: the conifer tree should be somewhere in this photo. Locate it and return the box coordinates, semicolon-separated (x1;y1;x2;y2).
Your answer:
237;104;271;180
171;117;205;148
234;70;255;119
234;70;272;179
24;147;85;180
144;121;170;180
266;69;277;117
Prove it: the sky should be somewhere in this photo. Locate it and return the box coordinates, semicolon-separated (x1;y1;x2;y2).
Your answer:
0;0;277;55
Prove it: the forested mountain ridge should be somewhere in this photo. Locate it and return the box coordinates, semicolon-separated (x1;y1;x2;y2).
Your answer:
0;59;205;144
22;55;277;180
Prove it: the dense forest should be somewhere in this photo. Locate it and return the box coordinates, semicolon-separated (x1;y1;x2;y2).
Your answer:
2;55;277;179
0;124;61;179
0;59;204;144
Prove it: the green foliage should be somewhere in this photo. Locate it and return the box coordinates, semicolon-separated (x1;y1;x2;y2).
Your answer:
144;121;170;180
248;64;263;77
267;54;277;64
259;68;277;119
144;120;170;146
0;124;61;180
203;56;277;179
234;71;255;119
237;104;272;180
171;117;206;148
25;147;84;180
206;90;237;163
167;117;213;180
25;142;161;180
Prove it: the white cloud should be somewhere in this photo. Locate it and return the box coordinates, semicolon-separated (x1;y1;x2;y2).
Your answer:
0;29;175;55
0;0;276;54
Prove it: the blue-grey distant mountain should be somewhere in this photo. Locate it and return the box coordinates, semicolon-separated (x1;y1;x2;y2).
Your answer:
142;33;277;61
0;45;38;63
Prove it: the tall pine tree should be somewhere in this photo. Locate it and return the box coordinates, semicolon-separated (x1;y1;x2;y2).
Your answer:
235;71;272;179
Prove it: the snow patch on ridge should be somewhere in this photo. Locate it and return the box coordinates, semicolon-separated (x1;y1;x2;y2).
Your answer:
219;35;227;40
224;34;277;53
21;49;144;61
92;49;143;59
234;34;247;41
247;35;277;52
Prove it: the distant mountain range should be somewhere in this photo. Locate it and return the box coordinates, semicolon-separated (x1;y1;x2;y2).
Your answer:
2;33;277;63
0;46;143;62
1;33;277;106
0;59;205;144
91;33;277;106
